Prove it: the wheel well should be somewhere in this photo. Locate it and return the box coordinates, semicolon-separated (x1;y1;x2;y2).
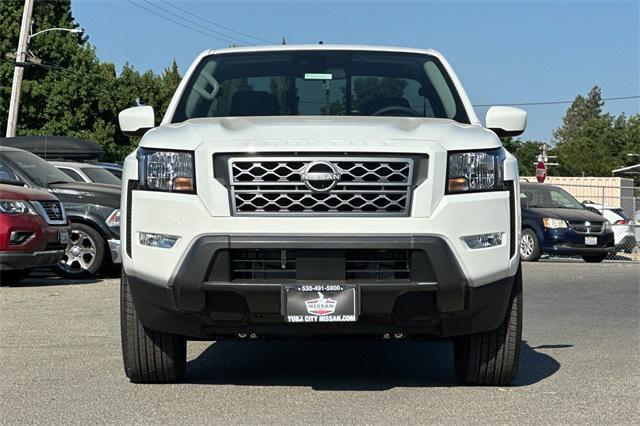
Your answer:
66;216;109;241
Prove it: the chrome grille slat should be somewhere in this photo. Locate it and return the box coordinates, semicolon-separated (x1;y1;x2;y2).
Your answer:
568;221;604;234
33;200;66;225
228;156;413;216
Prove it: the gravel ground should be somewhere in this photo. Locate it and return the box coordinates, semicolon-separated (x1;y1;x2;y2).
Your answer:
1;261;638;424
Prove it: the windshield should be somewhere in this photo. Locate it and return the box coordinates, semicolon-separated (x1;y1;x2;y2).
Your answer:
172;50;469;122
521;185;585;210
0;150;73;187
83;167;121;185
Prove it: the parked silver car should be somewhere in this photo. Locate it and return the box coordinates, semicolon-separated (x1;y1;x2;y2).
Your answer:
51;161;121;186
584;203;637;253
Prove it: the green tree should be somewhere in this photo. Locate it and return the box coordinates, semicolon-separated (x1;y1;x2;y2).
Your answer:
501;137;544;176
552;85;639;177
553;86;604;144
1;0;182;161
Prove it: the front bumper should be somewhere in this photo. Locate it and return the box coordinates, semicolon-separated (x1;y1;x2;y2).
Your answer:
541;228;615;255
0;249;65;271
127;235;516;339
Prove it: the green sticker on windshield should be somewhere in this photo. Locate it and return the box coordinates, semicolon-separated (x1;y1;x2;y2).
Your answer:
304;73;332;80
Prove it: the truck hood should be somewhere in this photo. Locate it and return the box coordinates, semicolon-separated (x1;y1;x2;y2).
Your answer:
139;116;500;152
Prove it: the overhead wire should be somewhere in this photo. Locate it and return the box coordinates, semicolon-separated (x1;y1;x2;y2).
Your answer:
158;0;276;45
126;0;242;46
140;0;253;46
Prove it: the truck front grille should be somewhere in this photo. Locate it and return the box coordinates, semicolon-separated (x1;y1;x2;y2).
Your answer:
228;156;414;216
230;249;411;281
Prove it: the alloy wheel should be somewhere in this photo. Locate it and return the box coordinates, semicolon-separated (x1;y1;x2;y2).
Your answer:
59;229;97;273
520;233;534;257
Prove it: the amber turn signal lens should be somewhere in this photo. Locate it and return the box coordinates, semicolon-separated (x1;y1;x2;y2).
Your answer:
173;177;194;192
448;177;469;192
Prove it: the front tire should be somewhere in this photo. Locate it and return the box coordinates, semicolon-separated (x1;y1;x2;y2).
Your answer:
453;264;523;386
519;228;541;262
120;270;186;383
582;253;607;263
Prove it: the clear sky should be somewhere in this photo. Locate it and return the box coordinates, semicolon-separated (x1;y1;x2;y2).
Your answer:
73;0;640;141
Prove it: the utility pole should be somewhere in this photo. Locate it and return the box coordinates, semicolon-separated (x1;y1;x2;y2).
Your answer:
5;0;34;138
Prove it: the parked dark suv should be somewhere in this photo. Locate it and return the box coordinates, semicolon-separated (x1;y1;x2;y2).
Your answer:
520;182;615;262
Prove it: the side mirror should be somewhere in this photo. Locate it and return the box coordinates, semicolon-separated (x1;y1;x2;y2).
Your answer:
485;106;527;137
118;105;155;137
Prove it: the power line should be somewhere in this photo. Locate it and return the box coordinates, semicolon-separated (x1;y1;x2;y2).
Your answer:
126;0;241;46
158;0;276;45
140;0;252;46
473;95;640;107
3;58;638;110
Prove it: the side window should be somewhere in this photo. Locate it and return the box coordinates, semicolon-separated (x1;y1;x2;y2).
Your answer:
0;158;21;183
58;167;85;182
550;190;568;206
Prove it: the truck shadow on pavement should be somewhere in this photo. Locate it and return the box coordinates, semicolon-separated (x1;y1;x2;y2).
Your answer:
186;339;568;390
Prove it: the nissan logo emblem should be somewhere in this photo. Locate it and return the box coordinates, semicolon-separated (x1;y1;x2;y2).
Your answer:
301;161;341;192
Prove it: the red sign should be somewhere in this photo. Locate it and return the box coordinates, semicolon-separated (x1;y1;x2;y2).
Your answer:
535;161;547;183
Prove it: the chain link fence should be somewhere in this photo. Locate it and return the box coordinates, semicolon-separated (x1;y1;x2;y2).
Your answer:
521;179;639;261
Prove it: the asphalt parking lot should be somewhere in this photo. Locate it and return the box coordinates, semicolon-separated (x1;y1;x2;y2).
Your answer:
1;261;638;424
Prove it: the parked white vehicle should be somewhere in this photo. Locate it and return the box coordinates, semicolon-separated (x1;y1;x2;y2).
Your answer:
583;203;637;253
117;45;526;385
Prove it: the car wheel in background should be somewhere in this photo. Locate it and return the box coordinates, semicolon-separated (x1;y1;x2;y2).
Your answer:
453;263;523;385
121;270;187;383
520;228;541;262
582;253;607;263
0;269;32;286
54;223;105;278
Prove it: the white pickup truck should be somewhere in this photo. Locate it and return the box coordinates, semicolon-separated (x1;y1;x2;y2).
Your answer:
118;44;526;385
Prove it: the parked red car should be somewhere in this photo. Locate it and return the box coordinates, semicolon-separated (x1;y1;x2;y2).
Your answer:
0;183;70;284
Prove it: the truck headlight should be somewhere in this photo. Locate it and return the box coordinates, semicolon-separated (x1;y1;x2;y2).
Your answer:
447;148;505;193
543;218;568;229
138;148;195;193
0;200;37;215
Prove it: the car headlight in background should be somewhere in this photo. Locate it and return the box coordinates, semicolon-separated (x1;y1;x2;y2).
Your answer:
543;218;568;229
447;148;506;193
603;220;611;231
138;148;195;193
0;200;37;215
